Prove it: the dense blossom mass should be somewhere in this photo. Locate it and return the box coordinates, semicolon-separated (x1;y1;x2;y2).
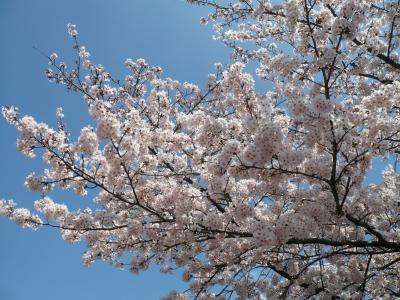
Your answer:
2;0;400;299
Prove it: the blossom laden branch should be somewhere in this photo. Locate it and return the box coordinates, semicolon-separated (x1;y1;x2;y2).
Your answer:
3;1;400;299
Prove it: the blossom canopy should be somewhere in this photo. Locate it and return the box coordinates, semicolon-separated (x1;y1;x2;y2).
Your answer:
2;0;400;299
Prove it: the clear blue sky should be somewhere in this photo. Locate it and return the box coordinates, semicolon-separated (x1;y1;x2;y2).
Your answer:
0;1;389;300
0;1;230;299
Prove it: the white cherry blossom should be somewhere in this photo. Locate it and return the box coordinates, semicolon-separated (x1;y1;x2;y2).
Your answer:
3;1;400;299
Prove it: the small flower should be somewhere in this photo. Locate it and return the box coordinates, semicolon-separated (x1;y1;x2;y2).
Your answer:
67;23;78;37
49;53;58;60
200;17;208;25
2;106;18;124
124;58;136;68
56;107;64;119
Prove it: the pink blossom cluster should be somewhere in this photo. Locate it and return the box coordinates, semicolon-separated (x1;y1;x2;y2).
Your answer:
3;1;400;299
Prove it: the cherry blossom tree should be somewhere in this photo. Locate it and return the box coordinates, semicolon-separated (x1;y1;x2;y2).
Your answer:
2;1;400;299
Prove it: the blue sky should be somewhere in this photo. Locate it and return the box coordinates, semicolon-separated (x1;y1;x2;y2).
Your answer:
0;1;390;300
0;1;230;299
